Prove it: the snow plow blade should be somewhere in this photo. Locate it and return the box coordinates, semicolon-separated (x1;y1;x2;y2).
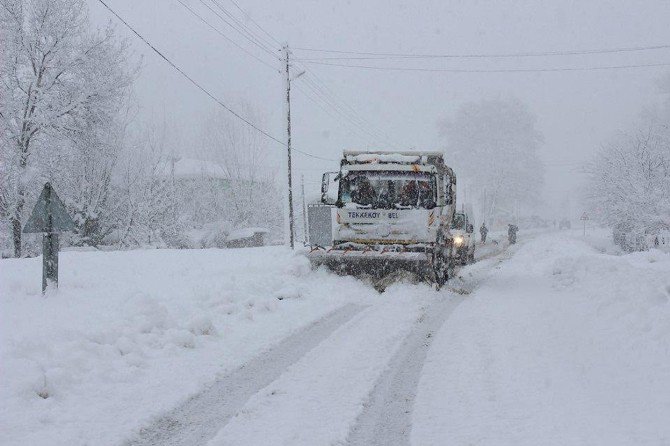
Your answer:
308;249;434;280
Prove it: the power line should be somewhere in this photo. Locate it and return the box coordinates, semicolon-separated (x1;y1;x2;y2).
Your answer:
226;0;283;47
300;71;402;148
300;78;393;147
200;0;279;59
174;0;279;71
294;83;386;146
181;0;400;150
296;75;400;149
299;60;670;73
293;149;338;161
294;43;670;59
291;56;407;148
209;0;280;51
95;0;335;163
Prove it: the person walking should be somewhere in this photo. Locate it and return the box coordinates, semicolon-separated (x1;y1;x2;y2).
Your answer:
480;222;488;244
508;223;518;244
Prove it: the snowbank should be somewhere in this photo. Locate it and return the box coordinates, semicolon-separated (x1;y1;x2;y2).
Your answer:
412;231;670;445
0;247;379;445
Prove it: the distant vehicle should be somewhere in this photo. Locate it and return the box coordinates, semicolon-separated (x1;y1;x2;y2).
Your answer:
308;150;459;287
559;219;571;229
451;209;476;265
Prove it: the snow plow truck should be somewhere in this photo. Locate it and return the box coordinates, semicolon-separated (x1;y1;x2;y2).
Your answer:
308;150;459;286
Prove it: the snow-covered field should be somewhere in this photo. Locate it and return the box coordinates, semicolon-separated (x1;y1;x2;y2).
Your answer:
413;230;670;445
2;230;669;446
0;247;395;445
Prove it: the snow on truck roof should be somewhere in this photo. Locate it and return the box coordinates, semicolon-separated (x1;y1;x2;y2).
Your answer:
343;151;444;165
342;151;453;176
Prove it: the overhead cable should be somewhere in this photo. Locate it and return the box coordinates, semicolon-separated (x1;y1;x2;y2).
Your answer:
294;43;670;59
95;0;336;163
299;60;670;73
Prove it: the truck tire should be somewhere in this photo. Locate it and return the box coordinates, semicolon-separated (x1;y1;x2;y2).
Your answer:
432;250;450;288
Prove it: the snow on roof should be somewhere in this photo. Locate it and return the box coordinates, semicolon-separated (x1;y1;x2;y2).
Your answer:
156;158;227;179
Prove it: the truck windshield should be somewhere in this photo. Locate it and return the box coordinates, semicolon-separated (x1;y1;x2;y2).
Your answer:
339;171;436;209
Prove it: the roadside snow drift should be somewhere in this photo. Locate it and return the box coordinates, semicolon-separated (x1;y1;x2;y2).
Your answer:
412;232;670;445
0;247;380;446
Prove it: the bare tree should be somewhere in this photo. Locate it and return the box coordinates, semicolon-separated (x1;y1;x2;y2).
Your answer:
0;0;136;256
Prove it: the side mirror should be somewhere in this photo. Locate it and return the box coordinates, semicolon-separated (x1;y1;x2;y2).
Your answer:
321;172;339;205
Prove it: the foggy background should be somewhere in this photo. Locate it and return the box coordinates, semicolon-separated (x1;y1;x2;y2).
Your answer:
87;0;670;217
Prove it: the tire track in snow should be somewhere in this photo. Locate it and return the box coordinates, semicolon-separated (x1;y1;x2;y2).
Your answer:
344;295;465;446
123;303;365;446
346;244;514;446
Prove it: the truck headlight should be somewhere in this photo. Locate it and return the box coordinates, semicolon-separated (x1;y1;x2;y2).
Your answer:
454;235;464;246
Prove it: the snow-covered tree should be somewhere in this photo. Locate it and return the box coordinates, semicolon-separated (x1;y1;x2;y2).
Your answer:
440;98;544;225
0;0;136;256
110;119;184;248
586;73;670;250
199;105;282;233
587;128;670;240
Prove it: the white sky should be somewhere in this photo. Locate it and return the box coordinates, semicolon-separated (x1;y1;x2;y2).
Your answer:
88;0;670;217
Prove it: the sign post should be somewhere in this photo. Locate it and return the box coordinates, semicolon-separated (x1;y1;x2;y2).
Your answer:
580;212;589;237
23;183;75;293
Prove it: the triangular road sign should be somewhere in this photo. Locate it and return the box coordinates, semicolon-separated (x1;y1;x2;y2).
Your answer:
23;182;76;233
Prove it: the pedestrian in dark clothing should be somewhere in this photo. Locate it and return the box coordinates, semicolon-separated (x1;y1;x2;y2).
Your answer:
480;223;488;244
508;224;518;244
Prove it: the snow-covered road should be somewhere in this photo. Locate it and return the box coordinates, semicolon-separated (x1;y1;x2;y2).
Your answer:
412;231;670;445
2;230;669;445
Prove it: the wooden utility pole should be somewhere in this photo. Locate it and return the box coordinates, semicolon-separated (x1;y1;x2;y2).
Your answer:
284;45;295;249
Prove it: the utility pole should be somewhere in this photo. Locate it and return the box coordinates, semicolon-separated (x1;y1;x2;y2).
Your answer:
284;45;295;249
301;174;307;245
